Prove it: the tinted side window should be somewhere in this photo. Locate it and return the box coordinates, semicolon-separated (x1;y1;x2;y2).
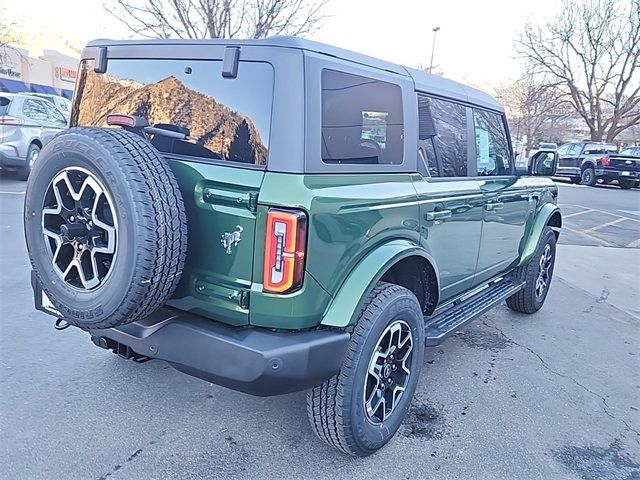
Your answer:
557;144;570;155
473;109;512;176
74;59;273;166
569;144;582;155
321;69;403;165
427;97;468;177
23;99;51;122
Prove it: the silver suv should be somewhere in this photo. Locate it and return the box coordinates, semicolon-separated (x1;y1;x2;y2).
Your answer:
0;93;67;180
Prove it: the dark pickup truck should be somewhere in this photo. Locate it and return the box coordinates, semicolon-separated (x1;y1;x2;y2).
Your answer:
555;142;639;189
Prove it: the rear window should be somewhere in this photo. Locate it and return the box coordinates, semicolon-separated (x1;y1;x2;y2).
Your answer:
321;69;403;165
72;59;273;166
583;143;617;154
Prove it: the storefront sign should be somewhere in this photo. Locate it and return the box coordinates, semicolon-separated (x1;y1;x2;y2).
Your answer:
55;66;77;82
0;66;21;79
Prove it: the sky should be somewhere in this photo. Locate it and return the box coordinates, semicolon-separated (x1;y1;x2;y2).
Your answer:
5;0;565;91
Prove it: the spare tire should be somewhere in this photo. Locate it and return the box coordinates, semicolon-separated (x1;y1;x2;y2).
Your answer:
24;127;187;329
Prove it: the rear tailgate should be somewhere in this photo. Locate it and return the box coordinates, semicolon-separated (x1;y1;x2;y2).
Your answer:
71;47;276;325
609;155;640;172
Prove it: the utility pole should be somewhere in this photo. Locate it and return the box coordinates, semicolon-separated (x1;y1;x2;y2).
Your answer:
429;26;440;74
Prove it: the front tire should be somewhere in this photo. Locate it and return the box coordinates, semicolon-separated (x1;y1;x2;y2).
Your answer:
307;282;425;457
580;166;597;186
507;227;556;314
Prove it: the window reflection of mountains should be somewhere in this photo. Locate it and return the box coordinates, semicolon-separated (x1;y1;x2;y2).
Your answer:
78;74;267;165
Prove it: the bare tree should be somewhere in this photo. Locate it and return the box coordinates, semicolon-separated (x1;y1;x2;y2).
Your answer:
104;0;328;39
496;78;573;154
0;11;23;63
517;0;640;142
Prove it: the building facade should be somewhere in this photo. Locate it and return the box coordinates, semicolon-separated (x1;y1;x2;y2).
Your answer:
0;46;78;99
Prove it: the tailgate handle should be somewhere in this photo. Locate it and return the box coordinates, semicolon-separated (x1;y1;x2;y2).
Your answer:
202;188;258;212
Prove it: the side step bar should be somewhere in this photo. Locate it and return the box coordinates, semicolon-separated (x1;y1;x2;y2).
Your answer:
424;278;525;346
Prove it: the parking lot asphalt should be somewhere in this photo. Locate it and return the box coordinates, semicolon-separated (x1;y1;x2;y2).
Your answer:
1;174;638;480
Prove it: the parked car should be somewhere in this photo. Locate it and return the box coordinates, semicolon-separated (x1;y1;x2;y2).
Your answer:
555;141;618;186
24;37;562;457
620;147;640;157
27;93;72;121
605;148;640;189
0;93;67;179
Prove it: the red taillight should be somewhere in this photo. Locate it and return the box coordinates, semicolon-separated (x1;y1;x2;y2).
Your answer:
0;116;23;126
106;114;136;127
601;155;610;167
263;209;307;294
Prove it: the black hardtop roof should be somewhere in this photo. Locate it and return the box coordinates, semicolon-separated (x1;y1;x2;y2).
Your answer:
87;36;503;112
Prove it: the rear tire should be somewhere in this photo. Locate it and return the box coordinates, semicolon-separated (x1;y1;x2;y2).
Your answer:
580;166;597;186
307;282;425;457
17;144;40;181
24;127;187;329
507;227;556;314
619;178;637;190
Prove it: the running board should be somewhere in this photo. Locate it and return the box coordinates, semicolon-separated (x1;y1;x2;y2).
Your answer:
424;278;525;346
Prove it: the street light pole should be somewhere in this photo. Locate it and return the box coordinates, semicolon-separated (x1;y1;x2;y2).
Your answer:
429;26;440;74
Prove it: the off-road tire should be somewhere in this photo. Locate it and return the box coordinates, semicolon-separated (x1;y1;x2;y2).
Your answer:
506;227;556;314
618;178;637;190
24;127;187;329
306;282;425;457
580;166;597;186
17;143;40;181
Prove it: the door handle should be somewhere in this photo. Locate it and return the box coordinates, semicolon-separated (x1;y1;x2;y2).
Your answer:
425;209;452;221
484;202;504;211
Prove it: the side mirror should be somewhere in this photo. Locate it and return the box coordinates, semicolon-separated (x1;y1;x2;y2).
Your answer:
528;150;558;176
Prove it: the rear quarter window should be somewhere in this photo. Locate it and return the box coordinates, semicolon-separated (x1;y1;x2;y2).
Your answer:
72;59;273;166
321;69;403;165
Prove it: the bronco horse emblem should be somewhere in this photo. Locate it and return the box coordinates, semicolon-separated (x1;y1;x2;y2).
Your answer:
221;225;243;254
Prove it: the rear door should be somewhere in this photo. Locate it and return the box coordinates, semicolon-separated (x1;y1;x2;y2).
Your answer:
472;108;530;284
414;94;484;301
72;53;276;325
558;143;582;169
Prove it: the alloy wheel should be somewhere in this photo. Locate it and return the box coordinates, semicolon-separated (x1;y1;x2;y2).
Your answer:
535;243;553;299
364;320;414;424
29;149;39;168
41;167;117;291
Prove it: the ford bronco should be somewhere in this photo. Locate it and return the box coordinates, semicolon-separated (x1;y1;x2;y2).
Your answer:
24;37;561;457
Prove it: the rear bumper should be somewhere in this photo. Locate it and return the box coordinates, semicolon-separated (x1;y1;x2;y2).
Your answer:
0;148;26;168
88;308;349;397
595;168;640;180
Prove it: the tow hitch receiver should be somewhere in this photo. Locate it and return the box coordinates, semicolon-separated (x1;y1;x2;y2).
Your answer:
91;336;152;363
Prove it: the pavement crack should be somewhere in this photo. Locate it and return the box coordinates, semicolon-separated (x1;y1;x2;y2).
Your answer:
480;319;640;440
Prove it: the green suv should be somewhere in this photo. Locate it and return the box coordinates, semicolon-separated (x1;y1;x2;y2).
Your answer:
24;37;561;457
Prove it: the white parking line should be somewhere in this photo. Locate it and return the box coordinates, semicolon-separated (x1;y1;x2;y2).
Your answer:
562;226;617;247
0;191;25;195
627;238;640;248
617;209;640;218
563;208;595;219
562;204;640;223
586;217;628;232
